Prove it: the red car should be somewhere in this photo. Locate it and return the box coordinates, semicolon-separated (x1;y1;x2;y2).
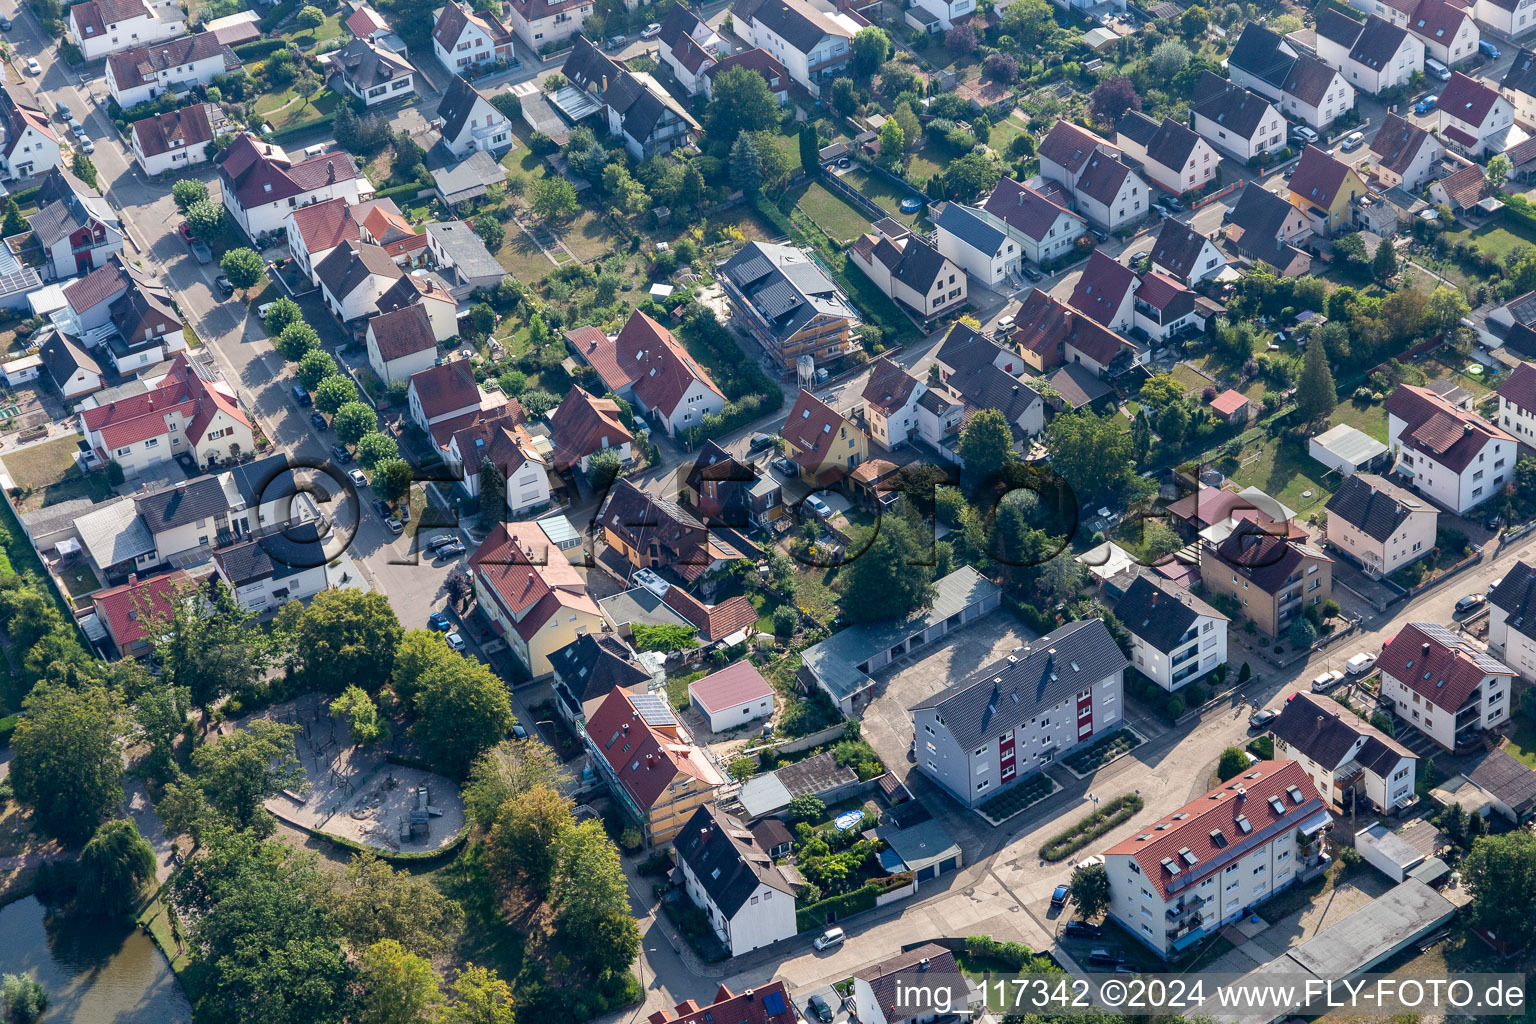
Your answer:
178;222;194;243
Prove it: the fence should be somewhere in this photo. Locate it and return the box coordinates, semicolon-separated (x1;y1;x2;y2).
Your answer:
819;169;889;225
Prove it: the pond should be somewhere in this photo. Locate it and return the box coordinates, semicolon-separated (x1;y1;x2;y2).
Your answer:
0;896;190;1024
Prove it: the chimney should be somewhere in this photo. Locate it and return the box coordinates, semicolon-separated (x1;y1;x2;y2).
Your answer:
1236;786;1247;800
177;483;187;494
745;989;755;1001
1317;715;1325;730
327;160;336;183
1423;642;1430;657
919;958;930;972
128;573;138;585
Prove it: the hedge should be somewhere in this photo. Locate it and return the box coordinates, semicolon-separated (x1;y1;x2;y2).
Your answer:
1039;794;1144;862
796;880;881;932
233;38;290;60
371;181;431;203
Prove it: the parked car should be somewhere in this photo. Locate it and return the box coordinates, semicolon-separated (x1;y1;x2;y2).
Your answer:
436;541;466;559
445;630;466;652
1090;228;1108;242
995;313;1016;332
1426;58;1452;81
25;57;39;75
806;995;834;1022
748;432;776;452
1249;707;1278;730
1063;920;1103;939
214;274;234;297
257;301;276;319
1290;124;1319;145
1087;948;1126;967
804;494;832;519
1485;511;1504;531
1455;593;1486;614
1341;131;1365;152
1346;652;1377;675
1310;669;1345;693
309;411;328;431
374;499;392;517
1415;94;1439;115
1127;251;1151;269
1160;194;1184;212
428;610;452;632
189;239;213;264
54;104;71;122
426;535;456;553
78;139;94;154
0;16;14;30
812;928;845;953
179;222;196;243
331;443;353;464
640;21;661;37
635;567;669;594
291;384;311;406
773;455;797;476
1021;263;1043;281
1481;39;1501;58
71;124;88;140
1489;577;1505;594
347;469;367;489
1050;884;1070;909
384;515;404;534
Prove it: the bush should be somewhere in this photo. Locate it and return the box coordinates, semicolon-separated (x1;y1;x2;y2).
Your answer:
1040;794;1144;861
772;605;798;636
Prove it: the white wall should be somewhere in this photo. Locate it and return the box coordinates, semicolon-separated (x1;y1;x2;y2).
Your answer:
1129;616;1227;691
693;692;775;732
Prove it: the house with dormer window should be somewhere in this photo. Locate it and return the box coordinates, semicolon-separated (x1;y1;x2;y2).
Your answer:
1385;383;1515;513
781;388;867;486
68;0;186;62
1036;120;1149;230
1115;112;1221;195
106;32;240;110
28;166;122;279
436;75;511;157
471;523;606;679
1377;622;1514;751
0;86;61;181
431;0;514;71
216;133;367;240
1313;9;1422;96
1437;71;1517;157
130;101;231;176
1190;71;1287;162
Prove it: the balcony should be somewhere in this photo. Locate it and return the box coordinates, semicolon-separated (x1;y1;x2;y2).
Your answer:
1165;894;1208;921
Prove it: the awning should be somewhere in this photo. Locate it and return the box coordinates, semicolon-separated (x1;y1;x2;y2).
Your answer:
1299;810;1332;836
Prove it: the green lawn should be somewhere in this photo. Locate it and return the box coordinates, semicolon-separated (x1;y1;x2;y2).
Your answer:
1441;213;1536;261
1328;397;1389;442
1227;437;1335;514
2;435;111;513
285;11;346;51
986;112;1031;155
839;168;924;227
254;87;339;133
1503;713;1536;769
794;182;874;245
905;144;946;184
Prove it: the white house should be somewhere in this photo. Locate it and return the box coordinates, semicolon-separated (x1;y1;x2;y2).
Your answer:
80;353;252;476
315;240;403;324
431;0;514;73
909;0;974;29
1228;23;1357;129
1369;113;1444;191
1067;250;1138;335
283;197;360;288
1190;71;1287;162
1437;71;1516;157
129;102;230;176
507;0;591;52
910;618;1126;807
1132;272;1209;344
977;177;1087;268
1313;10;1423;96
424;220;506;298
1115;112;1221;195
376;273;460;342
688;661;774;732
0;87;61;181
1101;761;1329;958
37;331;103;400
1502;48;1536;130
366;304;439;385
1377;622;1514;751
613;309;725;437
27;166;122;280
848;229;966;320
1150;219;1227;285
1323;473;1438;577
657;3;728;92
732;0;859;97
437;75;512;158
68;0;185;62
1384;383;1516;513
1036;120;1150;231
860;356;928;450
934;203;1026;287
1113;572;1228;691
1473;0;1536;43
1487;560;1536;679
216;134;367;241
605;69;703;160
106;32;237;110
1270;692;1418;813
328;38;416;107
852;946;979;1024
1404;0;1478;67
407;360;484;443
212;530;331;613
673;805;796;956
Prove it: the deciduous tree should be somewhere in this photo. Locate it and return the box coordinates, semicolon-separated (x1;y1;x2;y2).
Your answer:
263;296;302;337
298;348;338;392
280;588;403;694
374;457;414;503
487;784;574;895
838;515;936;623
356;940;442;1024
1463;831;1536;950
443;965;516;1024
276;322;321;362
1216;746;1249;782
551;820;641;974
9;683;125;842
220;247;265;290
1069;861;1111;920
184;198;226;240
330;686;387;747
1043;410;1137;505
355;431;399;469
851;27;891;76
334;851;463;956
530;176;579;222
172;179;209;212
703;65;779;145
334;402;375;447
77;818;156;916
410;655;515;778
149;578;269;717
190;719;305;835
957;408;1016;486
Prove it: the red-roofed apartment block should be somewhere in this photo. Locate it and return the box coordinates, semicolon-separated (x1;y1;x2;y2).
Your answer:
584;685;724;843
1102;760;1329;957
80;353;253;477
469;522;605;678
1383;382;1515;513
1377;622;1514;751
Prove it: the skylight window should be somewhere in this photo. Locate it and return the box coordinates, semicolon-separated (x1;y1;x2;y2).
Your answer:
1236;815;1252;834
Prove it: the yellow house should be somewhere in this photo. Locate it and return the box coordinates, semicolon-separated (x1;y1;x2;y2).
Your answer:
584;685;724;845
470;522;606;679
1287;144;1367;237
781;388;868;487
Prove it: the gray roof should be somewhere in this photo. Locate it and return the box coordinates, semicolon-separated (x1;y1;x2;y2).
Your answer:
875;817;959;872
1191;70;1275;139
1151;219;1213;279
734;0;846;52
224;452;301;506
426;220;506;283
801;567;999;703
331;36;412;92
1355;822;1425;871
37;330;102;388
1466;748;1536;813
598;586;696;631
135;477;229;533
673;804;794;917
21;495;99;540
1323;473;1431;542
910;618;1127;747
1284;878;1455;978
549;632;651;706
431;149;507;202
212;524;324;586
76;497;154;569
1271;691;1415;773
720;241;857;342
936;203;1007;256
1229;23;1297;91
1489;559;1536;641
1112;572;1226;653
1503;47;1536;100
315;240;401;301
436;74;495;149
1311;423;1388;468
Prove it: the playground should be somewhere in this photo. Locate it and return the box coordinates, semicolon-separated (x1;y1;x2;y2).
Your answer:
238;694;468;854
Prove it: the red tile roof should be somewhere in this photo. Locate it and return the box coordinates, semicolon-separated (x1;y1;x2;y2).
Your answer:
368;304;436;362
409;360;480;421
93;569;190;651
1211;389;1250;416
688;660;773;713
650;984;797;1024
1378;622;1514;712
346;4;390;37
469;522;597;633
586;686;723;811
615;309;723;419
81;353;249;450
982;177;1082;242
218;134;358;211
1436;160;1486;206
1134;270;1188;311
1439;71;1500;127
1037;119;1117;175
1104;760;1324;901
1011;289;1135;371
1067;250;1137;326
782;388;854;473
566;325;635;393
1383;383;1512;472
663;588;758;641
131;101;218;158
548;388;633;471
1496;360;1536;412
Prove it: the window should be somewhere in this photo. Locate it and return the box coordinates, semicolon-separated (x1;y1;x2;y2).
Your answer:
144;438;159;448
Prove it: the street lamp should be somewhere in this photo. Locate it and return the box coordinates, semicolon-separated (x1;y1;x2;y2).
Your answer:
1086;792;1100;811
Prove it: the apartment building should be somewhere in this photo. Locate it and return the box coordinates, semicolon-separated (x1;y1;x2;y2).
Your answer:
1270;692;1418;813
1323;473;1438;576
1201;520;1333;637
1384;383;1516;514
1377;622;1514;751
1113;572;1228;691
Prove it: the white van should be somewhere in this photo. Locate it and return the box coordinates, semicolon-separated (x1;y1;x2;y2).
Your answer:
1345;652;1378;675
303;143;326;159
1426;58;1451;81
812;927;845;951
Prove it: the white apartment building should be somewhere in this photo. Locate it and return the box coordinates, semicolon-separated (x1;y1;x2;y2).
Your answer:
1377;622;1514;751
68;0;186;61
1437;71;1516;157
1115;112;1220;195
106;32;235;110
733;0;858;97
1487;560;1536;680
1190;72;1287;161
1102;761;1329;958
910;618;1126;808
1384;384;1516;513
1113;573;1228;691
1269;692;1418;813
673;805;796;957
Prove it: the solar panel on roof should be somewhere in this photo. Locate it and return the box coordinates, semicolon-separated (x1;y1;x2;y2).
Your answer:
630;693;677;726
763;992;787;1016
